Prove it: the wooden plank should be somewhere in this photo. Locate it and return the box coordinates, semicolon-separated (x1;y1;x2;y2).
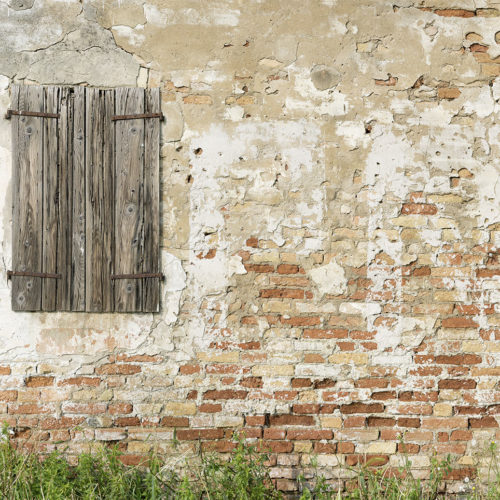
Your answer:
11;85;44;311
102;89;114;312
56;87;73;311
114;87;144;312
85;89;114;312
142;88;161;312
41;86;61;311
71;87;86;311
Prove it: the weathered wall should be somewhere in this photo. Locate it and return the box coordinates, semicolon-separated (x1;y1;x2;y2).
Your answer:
1;0;500;494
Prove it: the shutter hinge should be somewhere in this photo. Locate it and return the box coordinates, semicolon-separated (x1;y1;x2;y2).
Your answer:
110;273;165;281
111;113;164;121
7;271;62;280
5;110;60;119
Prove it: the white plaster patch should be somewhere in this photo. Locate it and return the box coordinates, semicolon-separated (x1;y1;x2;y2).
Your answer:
228;255;247;276
143;4;169;26
308;260;346;297
111;25;146;47
339;302;381;316
162;251;187;325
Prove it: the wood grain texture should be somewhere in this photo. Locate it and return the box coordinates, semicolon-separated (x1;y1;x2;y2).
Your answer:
41;86;61;311
56;87;73;311
143;88;161;312
71;86;86;311
114;88;145;312
11;85;44;311
85;89;114;312
11;85;161;313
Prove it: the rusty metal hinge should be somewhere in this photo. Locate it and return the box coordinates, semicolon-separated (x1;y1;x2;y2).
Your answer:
5;110;60;119
111;113;164;121
111;273;165;281
7;271;62;280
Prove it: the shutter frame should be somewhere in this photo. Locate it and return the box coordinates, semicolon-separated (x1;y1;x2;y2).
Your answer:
10;85;161;312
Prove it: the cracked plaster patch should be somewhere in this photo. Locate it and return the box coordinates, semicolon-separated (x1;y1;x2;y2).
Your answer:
308;260;347;297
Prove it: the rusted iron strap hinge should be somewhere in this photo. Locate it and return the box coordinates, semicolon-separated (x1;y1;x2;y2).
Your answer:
7;271;62;280
111;273;165;281
111;113;165;121
5;110;60;119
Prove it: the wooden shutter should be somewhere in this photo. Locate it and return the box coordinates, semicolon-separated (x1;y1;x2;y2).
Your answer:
9;85;161;312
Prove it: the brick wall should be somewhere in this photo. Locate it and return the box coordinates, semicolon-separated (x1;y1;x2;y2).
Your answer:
1;1;500;495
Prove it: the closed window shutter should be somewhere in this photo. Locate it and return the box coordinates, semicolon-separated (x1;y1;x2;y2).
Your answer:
9;85;161;312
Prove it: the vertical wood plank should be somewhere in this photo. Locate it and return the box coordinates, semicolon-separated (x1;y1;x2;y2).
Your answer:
41;86;61;311
102;90;114;312
85;89;114;312
114;88;144;312
71;87;86;311
11;85;44;311
56;87;73;311
142;88;161;312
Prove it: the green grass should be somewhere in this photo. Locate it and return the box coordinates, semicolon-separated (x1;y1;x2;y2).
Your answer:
0;426;499;499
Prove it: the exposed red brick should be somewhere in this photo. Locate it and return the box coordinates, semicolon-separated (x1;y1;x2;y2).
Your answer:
277;264;300;274
177;428;225;440
347;455;389;466
199;403;222;413
179;364;201;374
25;376;54;388
441;318;479;329
246;237;259;248
59;377;101;387
109;403;133;415
244;264;274;273
113;354;162;363
241;377;263;388
119;455;146;466
291;378;312;388
0;390;17;401
257;441;293;453
314;442;336;453
8;403;51;415
159;416;189;427
303;328;347;339
40;417;85;430
398;443;419;453
435;9;475;17
438;87;462;100
0;366;11;375
399;391;438;402
397;417;421;428
340;403;384;414
201;441;237;452
469;416;498;428
203;389;247;400
263;428;286;440
114;417;140;427
355;378;389;389
245;415;266;426
438;379;476;389
269;414;314;426
477;268;500;278
281;316;321;326
95;364;141;375
371;391;397;401
451;430;473;441
260;289;304;299
401;203;437;215
367;416;395;427
313;379;336;389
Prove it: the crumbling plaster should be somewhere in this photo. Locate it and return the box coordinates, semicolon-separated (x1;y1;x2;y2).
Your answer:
0;0;500;489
